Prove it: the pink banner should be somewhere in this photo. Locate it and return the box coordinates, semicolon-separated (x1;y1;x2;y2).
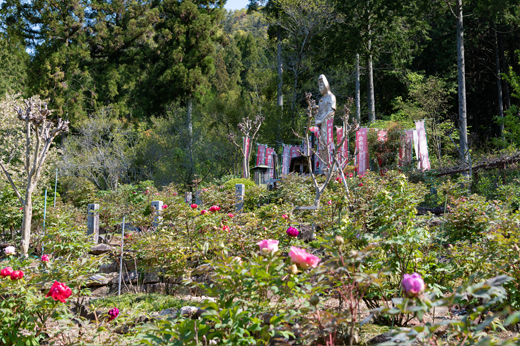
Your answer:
290;146;300;158
327;119;334;165
266;147;275;178
256;145;265;166
243;137;250;178
377;130;387;142
356;128;369;176
416;121;431;171
336;127;348;167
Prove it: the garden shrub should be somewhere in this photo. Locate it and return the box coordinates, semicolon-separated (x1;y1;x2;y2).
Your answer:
223;177;255;190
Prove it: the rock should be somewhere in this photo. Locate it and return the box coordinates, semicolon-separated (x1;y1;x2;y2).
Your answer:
90;244;115;255
192;274;213;283
87;273;117;287
144;272;160;284
156;308;177;317
192;264;213;276
297;224;315;242
98;262;118;274
368;332;392;345
179;306;198;318
146;283;166;294
109;271;139;285
108;284;146;295
165;275;184;285
90;286;109;297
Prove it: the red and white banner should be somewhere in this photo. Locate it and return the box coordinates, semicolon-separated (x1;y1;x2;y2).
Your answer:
290;146;300;158
266;147;275;178
336;127;348;167
282;145;291;175
327;119;334;165
356;128;369;176
243;137;250;178
399;130;413;166
256;144;266;166
377;130;387;142
416;121;431;171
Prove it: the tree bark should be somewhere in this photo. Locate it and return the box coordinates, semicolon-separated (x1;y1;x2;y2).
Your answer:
494;26;504;140
498;31;511;110
186;98;194;187
21;187;33;256
277;28;283;110
356;53;361;122
367;19;375;123
456;0;468;163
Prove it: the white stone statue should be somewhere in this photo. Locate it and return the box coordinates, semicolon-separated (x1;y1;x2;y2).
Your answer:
314;74;336;168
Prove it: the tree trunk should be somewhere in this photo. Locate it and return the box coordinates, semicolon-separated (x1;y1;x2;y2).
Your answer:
186;98;194;187
21;188;33;256
367;19;375;123
356;53;361;122
277;28;283;110
498;31;511;110
456;0;468;163
494;26;504;140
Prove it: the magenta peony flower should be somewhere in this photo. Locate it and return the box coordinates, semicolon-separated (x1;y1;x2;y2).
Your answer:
289;246;320;269
282;214;289;220
257;239;279;254
173;192;178;196
286;227;299;237
162;205;168;209
42;254;50;262
327;200;332;205
190;204;198;209
349;173;354;178
46;281;72;302
228;213;234;218
201;210;207;215
402;273;425;297
209;205;220;212
358;183;363;187
10;270;24;280
222;225;230;232
0;267;13;278
108;307;119;321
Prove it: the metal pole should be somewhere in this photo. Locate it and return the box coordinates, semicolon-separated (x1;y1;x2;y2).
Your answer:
118;216;126;296
54;168;58;207
42;189;47;253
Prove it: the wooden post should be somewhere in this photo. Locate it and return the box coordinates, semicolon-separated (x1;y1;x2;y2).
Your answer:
235;184;245;213
87;204;100;243
151;201;163;227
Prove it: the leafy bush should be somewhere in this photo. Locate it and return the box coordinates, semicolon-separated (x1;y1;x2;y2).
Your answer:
223;177;256;190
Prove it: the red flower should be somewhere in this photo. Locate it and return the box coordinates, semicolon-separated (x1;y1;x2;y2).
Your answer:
201;210;207;215
282;214;289;220
10;270;24;280
108;307;119;321
209;205;220;212
223;225;230;232
46;281;72;303
228;213;234;218
19;207;23;210
162;205;168;209
173;192;178;196
0;267;13;278
190;204;198;209
348;173;354;178
358;183;363;187
42;254;50;262
335;177;342;183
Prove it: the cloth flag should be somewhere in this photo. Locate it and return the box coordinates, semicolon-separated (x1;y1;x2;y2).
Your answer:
290;146;300;158
416;121;431;171
400;130;413;166
256;144;266;166
266;147;275;178
336;127;348;168
282;145;291;175
356;128;369;176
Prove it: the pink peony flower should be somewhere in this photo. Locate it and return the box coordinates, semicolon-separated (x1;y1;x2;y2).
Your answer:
0;267;13;278
289;247;320;269
190;204;198;209
132;191;136;194
222;225;230;232
108;307;119;321
286;227;299;237
4;246;15;255
162;205;168;209
19;207;23;210
327;200;332;205
257;239;279;254
201;210;207;215
348;173;354;178
228;213;234;218
282;214;289;220
335;177;342;183
173;192;178;196
402;273;425;297
144;190;149;194
10;270;24;280
203;189;208;192
46;281;72;303
156;192;159;195
42;254;50;262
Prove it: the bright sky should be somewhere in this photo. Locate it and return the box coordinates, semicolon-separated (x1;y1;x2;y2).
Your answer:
225;0;249;11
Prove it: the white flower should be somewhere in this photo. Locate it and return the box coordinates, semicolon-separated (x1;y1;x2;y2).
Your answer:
4;246;15;255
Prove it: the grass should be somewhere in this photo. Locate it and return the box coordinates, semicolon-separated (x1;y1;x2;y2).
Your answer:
90;293;189;314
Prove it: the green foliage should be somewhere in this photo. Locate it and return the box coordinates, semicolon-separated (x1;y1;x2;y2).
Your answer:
223;178;256;190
